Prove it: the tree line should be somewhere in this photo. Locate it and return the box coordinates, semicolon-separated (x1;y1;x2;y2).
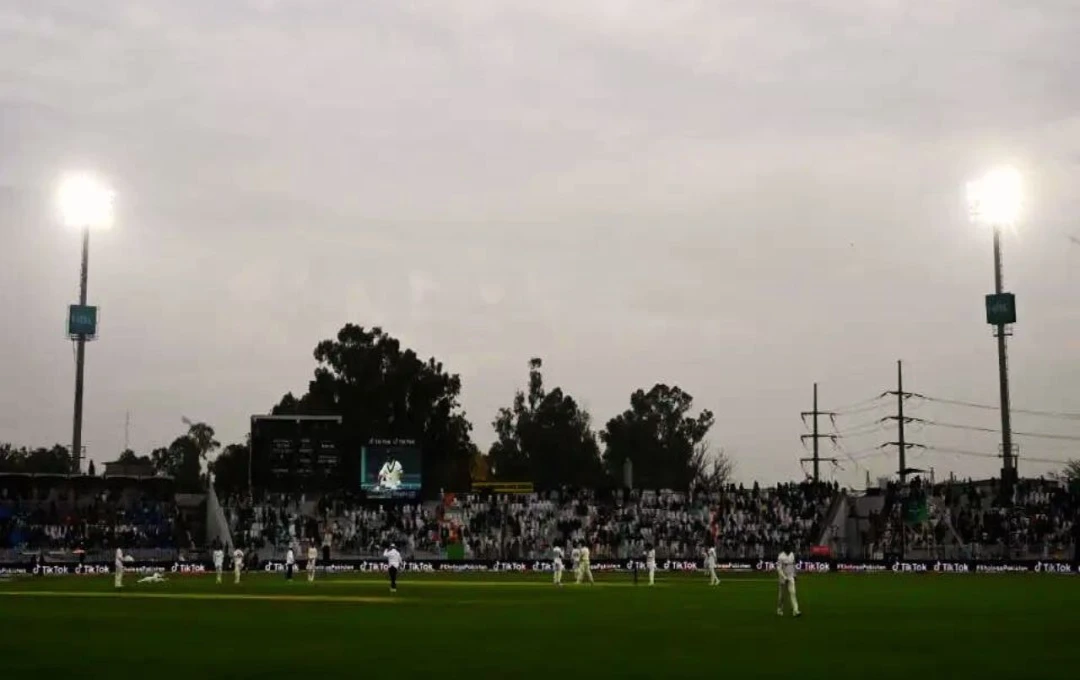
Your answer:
7;323;1078;495
4;323;733;494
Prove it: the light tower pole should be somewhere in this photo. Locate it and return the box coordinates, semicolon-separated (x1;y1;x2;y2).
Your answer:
72;226;90;473
966;167;1021;503
58;173;115;474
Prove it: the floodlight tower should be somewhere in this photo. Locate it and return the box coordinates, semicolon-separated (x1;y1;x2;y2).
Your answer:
58;173;115;474
965;166;1021;501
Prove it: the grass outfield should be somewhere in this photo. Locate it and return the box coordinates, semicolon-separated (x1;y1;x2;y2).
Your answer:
1;571;1078;678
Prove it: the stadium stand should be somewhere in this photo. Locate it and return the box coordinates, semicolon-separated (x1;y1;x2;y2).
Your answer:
849;476;1076;560
222;482;840;561
3;472;1073;563
0;474;198;562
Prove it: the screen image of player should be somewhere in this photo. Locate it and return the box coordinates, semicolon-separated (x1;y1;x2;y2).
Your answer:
361;441;422;498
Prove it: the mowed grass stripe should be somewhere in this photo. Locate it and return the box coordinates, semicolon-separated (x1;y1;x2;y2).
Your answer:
328;578;776;587
0;590;394;604
333;579;635;587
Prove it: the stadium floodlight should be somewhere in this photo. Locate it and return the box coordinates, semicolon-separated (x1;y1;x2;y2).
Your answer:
965;165;1023;510
966;166;1022;228
57;171;116;475
58;172;115;230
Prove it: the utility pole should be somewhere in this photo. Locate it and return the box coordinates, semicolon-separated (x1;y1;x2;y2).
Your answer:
800;383;838;485
883;360;924;561
883;361;923;481
124;411;130;452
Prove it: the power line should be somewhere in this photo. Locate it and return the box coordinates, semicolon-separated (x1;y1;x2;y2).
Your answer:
832;404;893;420
912;395;1080;421
822;393;888;415
912;417;1080;442
925;445;1071;466
842;443;891;461
831;419;889;437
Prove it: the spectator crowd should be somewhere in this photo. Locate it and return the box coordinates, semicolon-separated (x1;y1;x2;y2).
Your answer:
865;476;1076;559
223;482;838;560
5;472;1073;563
0;475;194;559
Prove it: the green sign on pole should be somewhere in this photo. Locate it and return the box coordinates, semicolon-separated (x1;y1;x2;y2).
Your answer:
985;293;1016;325
68;304;98;338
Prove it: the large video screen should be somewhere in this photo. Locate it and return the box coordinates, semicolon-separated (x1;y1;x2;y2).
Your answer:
361;438;422;499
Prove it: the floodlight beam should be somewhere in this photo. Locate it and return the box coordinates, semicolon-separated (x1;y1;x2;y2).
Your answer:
58;173;115;230
966;166;1022;228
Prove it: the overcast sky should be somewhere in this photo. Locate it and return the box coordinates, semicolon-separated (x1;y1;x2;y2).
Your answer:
1;0;1078;486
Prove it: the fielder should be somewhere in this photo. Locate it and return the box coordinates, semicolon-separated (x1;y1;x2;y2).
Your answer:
138;573;167;584
213;545;225;584
114;547;125;589
233;546;244;584
776;546;801;617
307;542;319;583
552;546;565;586
578;543;594;584
705;546;720;586
645;545;656;586
571;545;582;583
285;547;296;581
384;543;402;593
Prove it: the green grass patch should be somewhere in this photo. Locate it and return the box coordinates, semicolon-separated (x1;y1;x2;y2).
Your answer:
1;571;1077;678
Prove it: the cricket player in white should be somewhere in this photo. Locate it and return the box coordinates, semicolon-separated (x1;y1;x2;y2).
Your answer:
552;546;564;586
384;544;402;592
233;547;244;584
776;547;801;617
138;573;166;584
114;547;125;588
213;546;225;584
307;543;319;582
705;546;720;586
378;457;403;491
571;546;582;583
285;547;296;581
578;544;594;584
645;545;657;586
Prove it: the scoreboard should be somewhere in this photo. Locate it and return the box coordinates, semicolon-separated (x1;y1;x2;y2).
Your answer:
250;415;343;490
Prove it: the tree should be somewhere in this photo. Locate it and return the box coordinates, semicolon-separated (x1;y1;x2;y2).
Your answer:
273;324;476;494
25;446;71;474
170;436;202;491
183;420;221;463
116;449;151;465
210;443;250;496
489;358;603;488
1061;460;1080;484
149;429;205;492
149;446;173;476
0;443;26;473
690;441;734;493
601;384;715;491
0;444;71;475
0;444;15;472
